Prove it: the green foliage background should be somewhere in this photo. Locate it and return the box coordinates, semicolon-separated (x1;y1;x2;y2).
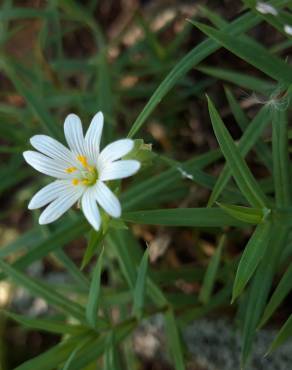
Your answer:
0;0;292;369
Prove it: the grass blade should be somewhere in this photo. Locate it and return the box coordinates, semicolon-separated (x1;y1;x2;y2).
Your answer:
267;314;292;354
132;248;149;319
199;235;225;304
272;109;292;207
2;311;87;335
232;221;272;302
207;97;268;208
86;248;104;328
191;21;292;83
127;9;264;138
217;203;266;224
0;259;85;321
123;208;250;228
240;224;288;366
225;87;273;171
259;263;292;327
164;309;186;370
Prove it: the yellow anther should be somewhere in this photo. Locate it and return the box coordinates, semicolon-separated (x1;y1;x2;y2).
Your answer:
72;179;80;186
77;155;90;168
82;179;90;185
66;166;77;173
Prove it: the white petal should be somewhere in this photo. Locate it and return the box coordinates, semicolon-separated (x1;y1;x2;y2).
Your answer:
99;160;140;181
81;188;101;230
39;186;83;224
284;24;292;36
64;113;85;155
30;135;76;167
98;139;134;166
256;2;278;15
85;112;104;163
23;151;72;179
28;180;72;209
94;181;121;218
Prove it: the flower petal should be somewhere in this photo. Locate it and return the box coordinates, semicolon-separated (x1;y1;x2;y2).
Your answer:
39;186;83;225
64;113;85;156
81;188;101;231
98;139;134;166
85;111;104;163
94;181;121;218
23;151;72;179
99;160;140;181
28;180;72;209
30;135;76;167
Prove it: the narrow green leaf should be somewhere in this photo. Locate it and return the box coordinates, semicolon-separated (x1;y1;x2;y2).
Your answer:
54;249;89;289
127;9;264;138
165;309;186;370
123;208;249;228
68;320;136;370
217;202;268;224
62;347;79;370
14;334;92;370
267;314;292;354
272;109;292;207
232;221;272;302
0;218;89;281
240;225;288;366
122;150;222;210
225;87;273;171
132;248;149;318
86;248;104;328
199;235;225;304
104;331;119;370
81;228;103;270
197;65;274;93
1;58;61;138
259;264;292;327
207;97;268;208
207;104;272;206
0;259;85;321
191;21;292;83
2;310;87;335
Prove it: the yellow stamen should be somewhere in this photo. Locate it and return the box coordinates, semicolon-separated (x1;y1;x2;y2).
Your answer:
82;179;90;185
72;179;80;186
66;166;77;173
77;155;90;168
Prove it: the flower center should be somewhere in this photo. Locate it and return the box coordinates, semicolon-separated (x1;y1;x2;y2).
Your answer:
66;155;98;187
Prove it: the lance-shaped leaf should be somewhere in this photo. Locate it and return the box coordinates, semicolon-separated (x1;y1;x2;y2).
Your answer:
267;314;292;354
207;104;272;206
132;248;149;319
207;97;268;208
217;202;269;224
0;259;85;322
259;264;292;327
199;235;225;304
126;7;264;138
272;109;292;207
190;21;292;84
123;208;248;228
86;248;104;328
232;221;272;302
240;224;288;366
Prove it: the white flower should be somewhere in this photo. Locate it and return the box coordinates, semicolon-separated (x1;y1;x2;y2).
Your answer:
256;2;278;16
23;112;140;231
284;24;292;36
